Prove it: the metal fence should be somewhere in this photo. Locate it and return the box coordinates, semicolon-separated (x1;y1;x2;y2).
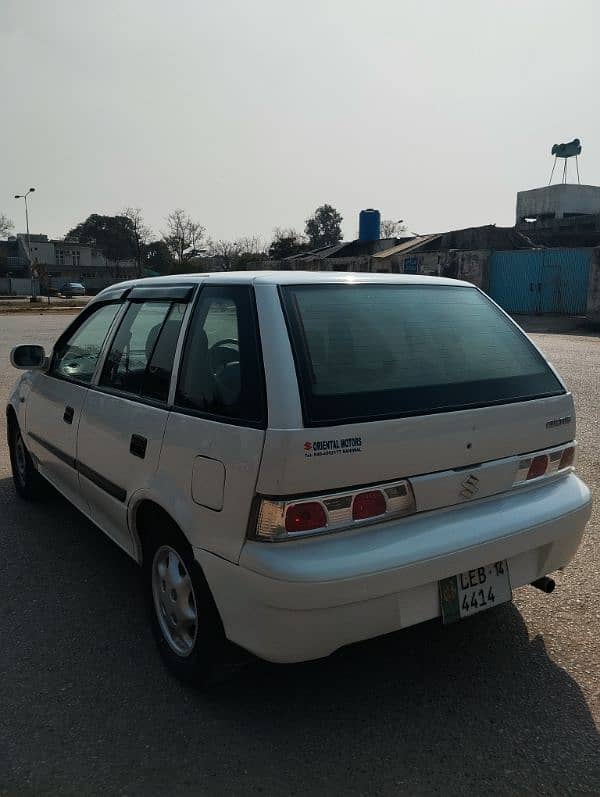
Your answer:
0;277;40;296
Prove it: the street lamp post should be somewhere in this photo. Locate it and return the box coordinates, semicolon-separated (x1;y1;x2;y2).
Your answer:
14;187;36;299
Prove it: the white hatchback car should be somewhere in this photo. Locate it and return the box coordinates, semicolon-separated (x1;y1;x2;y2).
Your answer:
7;272;591;685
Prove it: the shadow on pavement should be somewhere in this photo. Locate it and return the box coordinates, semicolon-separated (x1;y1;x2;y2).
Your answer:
1;475;599;796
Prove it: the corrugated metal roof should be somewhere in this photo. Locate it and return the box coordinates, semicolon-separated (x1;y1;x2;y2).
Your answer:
286;242;349;261
372;234;441;259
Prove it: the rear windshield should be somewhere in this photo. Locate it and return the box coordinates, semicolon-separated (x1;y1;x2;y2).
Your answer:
280;284;564;426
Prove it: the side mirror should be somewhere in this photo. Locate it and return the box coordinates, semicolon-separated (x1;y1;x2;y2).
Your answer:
10;344;48;370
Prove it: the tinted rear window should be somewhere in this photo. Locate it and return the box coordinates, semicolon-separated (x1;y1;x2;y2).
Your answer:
280;284;564;426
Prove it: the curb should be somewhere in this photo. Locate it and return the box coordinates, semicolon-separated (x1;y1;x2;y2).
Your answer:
0;305;85;314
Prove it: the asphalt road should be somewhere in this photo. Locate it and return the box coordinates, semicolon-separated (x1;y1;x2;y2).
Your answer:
1;313;599;796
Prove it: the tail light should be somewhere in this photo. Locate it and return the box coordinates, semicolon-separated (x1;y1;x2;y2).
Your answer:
285;502;327;533
527;454;548;480
514;442;576;486
253;479;415;542
559;446;575;469
352;490;386;520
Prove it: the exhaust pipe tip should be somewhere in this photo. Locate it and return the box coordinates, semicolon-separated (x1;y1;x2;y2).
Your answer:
530;576;556;594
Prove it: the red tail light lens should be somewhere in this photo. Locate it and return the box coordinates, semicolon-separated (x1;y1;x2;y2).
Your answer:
527;455;548;480
559;446;575;469
254;479;414;541
352;489;386;520
284;501;327;533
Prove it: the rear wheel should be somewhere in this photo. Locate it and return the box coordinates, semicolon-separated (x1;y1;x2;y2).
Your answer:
142;523;238;687
8;420;46;500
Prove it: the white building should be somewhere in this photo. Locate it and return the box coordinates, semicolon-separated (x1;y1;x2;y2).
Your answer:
516;184;600;223
15;233;137;290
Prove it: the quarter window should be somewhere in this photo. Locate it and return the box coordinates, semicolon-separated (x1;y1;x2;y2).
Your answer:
176;286;264;424
100;301;186;402
52;302;121;384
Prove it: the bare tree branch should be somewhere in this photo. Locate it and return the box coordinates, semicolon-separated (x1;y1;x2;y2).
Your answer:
122;207;152;277
236;235;267;256
380;219;407;238
163;209;206;267
207;239;242;270
207;236;267;270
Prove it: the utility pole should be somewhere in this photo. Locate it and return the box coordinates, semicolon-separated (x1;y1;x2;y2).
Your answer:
14;187;36;299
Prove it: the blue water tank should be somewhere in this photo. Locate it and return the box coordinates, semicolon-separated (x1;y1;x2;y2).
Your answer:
358;208;381;241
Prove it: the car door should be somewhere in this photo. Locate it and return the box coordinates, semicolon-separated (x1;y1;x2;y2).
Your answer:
157;285;267;562
26;300;123;511
76;287;191;557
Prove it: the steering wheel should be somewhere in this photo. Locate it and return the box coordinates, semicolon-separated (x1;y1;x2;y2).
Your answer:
61;347;88;374
209;338;239;373
211;338;239;350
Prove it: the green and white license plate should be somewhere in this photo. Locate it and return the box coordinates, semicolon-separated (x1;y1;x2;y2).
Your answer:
439;560;512;624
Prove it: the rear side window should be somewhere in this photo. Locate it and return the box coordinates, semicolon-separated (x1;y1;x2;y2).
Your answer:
175;285;265;425
100;301;186;402
141;303;187;401
52;302;121;384
280;284;564;425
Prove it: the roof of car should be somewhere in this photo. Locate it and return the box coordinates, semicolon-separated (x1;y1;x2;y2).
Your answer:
95;270;473;299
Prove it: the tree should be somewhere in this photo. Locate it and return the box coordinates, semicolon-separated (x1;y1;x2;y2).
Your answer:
305;204;343;249
380;219;408;238
208;236;267;271
122;207;152;277
144;240;173;275
67;214;136;265
208;238;243;270
236;236;268;269
236;236;266;263
0;213;14;239
163;209;205;266
268;227;308;260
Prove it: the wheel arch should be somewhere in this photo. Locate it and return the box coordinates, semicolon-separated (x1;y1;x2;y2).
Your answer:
131;497;194;566
6;403;18;427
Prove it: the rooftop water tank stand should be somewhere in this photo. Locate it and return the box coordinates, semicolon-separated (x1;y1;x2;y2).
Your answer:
548;138;582;185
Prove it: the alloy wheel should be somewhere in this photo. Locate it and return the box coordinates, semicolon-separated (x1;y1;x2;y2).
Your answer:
151;545;198;657
14;431;27;488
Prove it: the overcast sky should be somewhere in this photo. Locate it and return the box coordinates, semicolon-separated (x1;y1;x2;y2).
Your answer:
3;0;599;244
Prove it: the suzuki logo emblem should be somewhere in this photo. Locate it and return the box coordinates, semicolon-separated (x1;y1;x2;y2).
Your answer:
460;474;480;499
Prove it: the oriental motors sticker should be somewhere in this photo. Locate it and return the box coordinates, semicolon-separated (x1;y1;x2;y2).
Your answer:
303;437;363;459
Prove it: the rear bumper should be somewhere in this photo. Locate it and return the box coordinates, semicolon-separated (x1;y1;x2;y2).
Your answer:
196;474;592;663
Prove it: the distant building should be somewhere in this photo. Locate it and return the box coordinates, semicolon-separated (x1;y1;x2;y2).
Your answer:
0;237;28;271
2;233;137;291
516;184;600;247
516;184;600;222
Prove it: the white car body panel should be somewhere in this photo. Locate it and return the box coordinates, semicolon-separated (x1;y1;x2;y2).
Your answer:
76;391;171;557
257;394;576;497
153;412;265;563
198;473;591;662
6;271;592;664
25;371;90;514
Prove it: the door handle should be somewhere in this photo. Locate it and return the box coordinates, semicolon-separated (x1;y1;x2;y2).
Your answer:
130;434;147;459
63;406;74;424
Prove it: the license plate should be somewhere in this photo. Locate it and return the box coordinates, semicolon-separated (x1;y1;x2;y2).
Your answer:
439;560;512;624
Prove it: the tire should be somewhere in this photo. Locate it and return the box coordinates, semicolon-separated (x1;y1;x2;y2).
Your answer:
8;419;47;501
142;522;239;688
